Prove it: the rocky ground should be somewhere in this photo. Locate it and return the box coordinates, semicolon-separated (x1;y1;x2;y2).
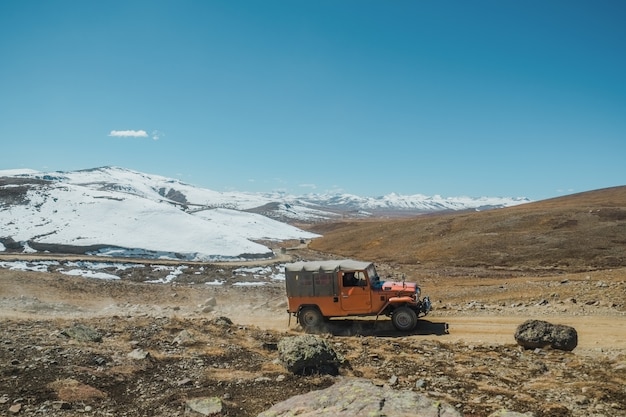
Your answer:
0;250;625;417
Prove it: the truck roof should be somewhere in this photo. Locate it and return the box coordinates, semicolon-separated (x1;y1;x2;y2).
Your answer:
285;259;372;272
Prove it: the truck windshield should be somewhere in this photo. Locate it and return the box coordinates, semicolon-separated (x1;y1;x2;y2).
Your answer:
366;265;380;284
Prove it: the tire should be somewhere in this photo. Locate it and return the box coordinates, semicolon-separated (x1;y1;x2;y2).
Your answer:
298;307;324;332
392;306;417;331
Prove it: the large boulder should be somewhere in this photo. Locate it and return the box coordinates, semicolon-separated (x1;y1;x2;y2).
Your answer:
514;319;578;351
277;335;343;375
257;377;461;417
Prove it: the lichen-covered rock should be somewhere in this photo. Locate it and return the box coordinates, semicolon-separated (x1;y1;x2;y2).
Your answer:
185;397;223;416
257;377;462;417
514;319;577;351
62;324;102;342
277;334;343;375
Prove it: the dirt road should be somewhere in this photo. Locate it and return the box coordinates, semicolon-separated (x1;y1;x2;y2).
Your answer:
2;264;625;354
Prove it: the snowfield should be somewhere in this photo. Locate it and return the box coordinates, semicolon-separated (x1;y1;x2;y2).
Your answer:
0;166;529;261
0;167;319;260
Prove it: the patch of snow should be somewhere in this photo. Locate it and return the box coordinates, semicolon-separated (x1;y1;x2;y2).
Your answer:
60;269;120;280
146;265;188;283
271;272;286;281
234;266;273;275
0;260;59;272
233;281;267;287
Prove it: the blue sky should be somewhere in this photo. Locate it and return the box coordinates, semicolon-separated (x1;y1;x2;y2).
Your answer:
1;1;624;200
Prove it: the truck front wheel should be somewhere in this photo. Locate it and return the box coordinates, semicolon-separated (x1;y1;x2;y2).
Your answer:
298;307;324;332
392;306;417;331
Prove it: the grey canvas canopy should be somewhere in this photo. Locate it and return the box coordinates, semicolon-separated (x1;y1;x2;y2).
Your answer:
285;259;372;272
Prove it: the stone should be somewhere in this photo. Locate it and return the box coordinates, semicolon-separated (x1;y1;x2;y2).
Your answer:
211;316;233;327
388;375;398;386
173;330;195;346
514;320;577;351
257;377;462;417
62;324;102;342
185;397;223;416
52;401;71;410
277;335;343;375
177;378;193;386
127;348;151;360
487;410;534;417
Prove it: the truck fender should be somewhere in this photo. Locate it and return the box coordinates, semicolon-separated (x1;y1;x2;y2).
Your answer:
375;296;415;317
387;296;414;304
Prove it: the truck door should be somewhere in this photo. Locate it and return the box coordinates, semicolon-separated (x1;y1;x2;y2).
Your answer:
339;271;372;312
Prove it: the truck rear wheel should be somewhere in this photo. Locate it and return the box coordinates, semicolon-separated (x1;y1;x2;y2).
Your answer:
298;306;323;332
392;306;417;331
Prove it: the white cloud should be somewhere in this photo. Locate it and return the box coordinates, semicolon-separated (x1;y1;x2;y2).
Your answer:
109;130;149;138
151;130;163;140
299;183;317;190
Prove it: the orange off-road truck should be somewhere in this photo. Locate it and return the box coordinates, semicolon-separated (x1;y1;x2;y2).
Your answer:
285;259;431;331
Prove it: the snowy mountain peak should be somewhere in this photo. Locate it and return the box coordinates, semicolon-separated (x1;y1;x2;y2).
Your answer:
0;167;530;261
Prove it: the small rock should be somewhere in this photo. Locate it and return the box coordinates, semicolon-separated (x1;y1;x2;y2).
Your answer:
8;403;21;414
177;378;193;386
62;324;102;343
52;401;71;410
487;410;534;417
211;316;233;327
173;330;195;346
127;348;151;360
93;356;107;366
185;397;223;416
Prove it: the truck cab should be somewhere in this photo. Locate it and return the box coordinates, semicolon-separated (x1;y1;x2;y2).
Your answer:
285;259;431;331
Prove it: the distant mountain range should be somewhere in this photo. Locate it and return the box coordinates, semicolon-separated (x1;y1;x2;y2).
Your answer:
0;166;530;260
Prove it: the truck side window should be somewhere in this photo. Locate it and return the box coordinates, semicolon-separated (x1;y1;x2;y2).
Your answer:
355;271;367;286
342;272;358;287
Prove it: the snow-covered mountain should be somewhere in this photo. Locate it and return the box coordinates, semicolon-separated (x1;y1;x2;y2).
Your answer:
0;167;530;260
293;191;530;214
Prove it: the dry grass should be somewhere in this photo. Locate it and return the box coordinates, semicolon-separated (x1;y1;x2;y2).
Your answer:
308;186;626;273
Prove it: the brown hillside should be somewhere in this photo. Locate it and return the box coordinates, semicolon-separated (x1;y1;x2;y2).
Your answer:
308;186;626;273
